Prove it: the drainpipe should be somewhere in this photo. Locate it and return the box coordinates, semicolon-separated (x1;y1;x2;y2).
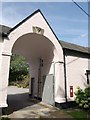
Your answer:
63;49;68;102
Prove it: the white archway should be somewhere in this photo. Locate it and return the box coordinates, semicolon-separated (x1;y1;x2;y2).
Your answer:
0;10;65;107
11;33;55;100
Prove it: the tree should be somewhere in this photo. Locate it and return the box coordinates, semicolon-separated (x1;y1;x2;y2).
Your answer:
9;54;29;82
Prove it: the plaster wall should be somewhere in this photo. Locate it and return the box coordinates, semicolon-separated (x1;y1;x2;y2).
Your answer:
0;11;65;107
28;53;65;103
0;54;11;107
66;54;89;101
2;12;63;62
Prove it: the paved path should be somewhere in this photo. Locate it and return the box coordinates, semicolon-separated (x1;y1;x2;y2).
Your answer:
8;102;73;119
8;86;29;95
2;86;73;119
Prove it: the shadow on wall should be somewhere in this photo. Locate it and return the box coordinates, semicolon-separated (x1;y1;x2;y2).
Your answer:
81;74;88;88
29;45;55;98
56;85;65;99
2;93;40;115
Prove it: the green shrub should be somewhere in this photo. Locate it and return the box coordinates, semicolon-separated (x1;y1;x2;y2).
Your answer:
1;117;10;120
9;54;29;82
9;54;30;88
74;86;90;110
9;75;29;88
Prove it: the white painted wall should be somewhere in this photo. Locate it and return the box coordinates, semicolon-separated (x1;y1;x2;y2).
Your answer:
28;52;66;103
3;12;63;61
0;10;89;107
0;39;10;107
54;62;65;103
0;40;4;108
66;54;89;101
28;56;54;97
0;53;11;107
0;11;65;107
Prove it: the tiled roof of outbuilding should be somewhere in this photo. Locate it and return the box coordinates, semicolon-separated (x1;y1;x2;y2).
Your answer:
0;25;11;34
60;40;89;54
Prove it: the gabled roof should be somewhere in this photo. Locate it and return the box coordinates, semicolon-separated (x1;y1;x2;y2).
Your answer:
0;9;89;55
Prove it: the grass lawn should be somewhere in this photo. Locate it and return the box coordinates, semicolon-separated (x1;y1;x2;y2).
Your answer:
65;108;90;120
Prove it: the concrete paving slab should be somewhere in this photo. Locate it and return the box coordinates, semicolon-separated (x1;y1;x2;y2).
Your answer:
2;86;73;119
7;102;73;119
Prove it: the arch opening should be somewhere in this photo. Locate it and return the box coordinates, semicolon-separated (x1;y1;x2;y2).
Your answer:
6;33;56;113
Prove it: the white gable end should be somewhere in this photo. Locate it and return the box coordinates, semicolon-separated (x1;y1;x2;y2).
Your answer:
3;10;63;61
0;10;66;107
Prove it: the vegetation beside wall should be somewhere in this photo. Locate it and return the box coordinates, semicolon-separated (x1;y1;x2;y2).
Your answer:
63;87;90;119
74;86;90;110
9;54;29;88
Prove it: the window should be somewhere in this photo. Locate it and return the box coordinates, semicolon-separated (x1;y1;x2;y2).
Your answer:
86;70;90;84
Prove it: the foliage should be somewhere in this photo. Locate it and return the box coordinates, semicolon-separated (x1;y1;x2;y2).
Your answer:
1;117;10;120
9;75;29;88
74;86;90;110
9;54;29;82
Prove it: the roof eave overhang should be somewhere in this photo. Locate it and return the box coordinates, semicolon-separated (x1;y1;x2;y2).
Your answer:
63;48;90;55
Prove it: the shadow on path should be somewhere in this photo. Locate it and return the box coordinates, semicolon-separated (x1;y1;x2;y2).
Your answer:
3;93;40;115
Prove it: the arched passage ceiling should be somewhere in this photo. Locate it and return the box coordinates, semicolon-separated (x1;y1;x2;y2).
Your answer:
12;33;55;60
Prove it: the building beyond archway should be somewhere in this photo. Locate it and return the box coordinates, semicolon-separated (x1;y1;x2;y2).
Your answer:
0;9;90;108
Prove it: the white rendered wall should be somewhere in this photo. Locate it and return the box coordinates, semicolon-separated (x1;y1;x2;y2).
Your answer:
0;39;10;107
3;12;63;61
0;41;4;107
0;11;65;107
0;54;11;107
54;62;65;103
28;50;65;103
66;55;89;101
